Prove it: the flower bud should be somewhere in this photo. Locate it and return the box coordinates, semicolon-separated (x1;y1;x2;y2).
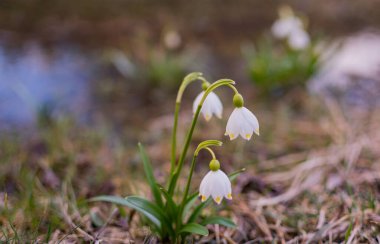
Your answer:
202;82;210;91
209;159;220;171
233;93;244;108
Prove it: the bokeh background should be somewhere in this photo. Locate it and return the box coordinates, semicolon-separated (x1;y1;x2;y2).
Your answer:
1;0;380;242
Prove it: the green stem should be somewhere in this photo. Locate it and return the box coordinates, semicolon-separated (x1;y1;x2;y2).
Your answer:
169;72;203;179
170;102;180;176
204;147;216;159
177;146;217;226
227;84;239;95
177;155;197;228
168;105;202;195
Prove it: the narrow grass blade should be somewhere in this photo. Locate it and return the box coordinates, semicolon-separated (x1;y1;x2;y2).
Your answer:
138;143;163;207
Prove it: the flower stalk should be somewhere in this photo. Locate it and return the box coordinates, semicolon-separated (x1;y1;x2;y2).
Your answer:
177;141;221;228
170;72;204;176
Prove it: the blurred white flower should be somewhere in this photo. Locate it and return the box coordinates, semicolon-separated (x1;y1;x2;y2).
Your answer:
271;16;303;39
288;28;310;50
271;6;310;50
164;30;181;50
225;107;259;140
193;91;223;121
199;169;232;204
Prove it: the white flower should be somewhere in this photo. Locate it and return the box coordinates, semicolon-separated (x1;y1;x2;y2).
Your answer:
225;107;259;140
199;169;232;204
271;16;303;39
288;28;310;50
193;91;223;121
164;30;181;50
271;10;310;50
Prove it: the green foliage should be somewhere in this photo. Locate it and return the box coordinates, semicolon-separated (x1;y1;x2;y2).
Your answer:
145;51;187;89
91;151;244;241
244;37;319;95
91;143;240;242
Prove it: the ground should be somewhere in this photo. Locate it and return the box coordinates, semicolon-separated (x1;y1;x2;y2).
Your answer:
1;84;379;243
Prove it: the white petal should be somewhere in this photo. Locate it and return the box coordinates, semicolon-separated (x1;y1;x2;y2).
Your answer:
210;171;226;204
233;108;251;140
199;172;208;194
201;97;213;121
271;17;302;39
199;170;232;204
225;108;241;140
208;92;223;119
199;171;213;201
216;170;232;199
241;107;260;136
193;91;223;121
288;29;310;50
193;91;204;114
271;20;289;38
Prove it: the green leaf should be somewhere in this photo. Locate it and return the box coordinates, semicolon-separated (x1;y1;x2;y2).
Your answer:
228;168;245;182
45;223;52;243
126;196;169;224
187;198;211;224
179;223;209;236
117;205;127;218
344;221;353;242
90;211;104;227
182;192;199;220
184;192;199;206
138;143;163;207
201;216;236;228
157;185;177;219
90;195;165;229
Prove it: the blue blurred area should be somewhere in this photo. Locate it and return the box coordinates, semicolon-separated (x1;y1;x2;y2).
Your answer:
0;43;94;129
1;0;379;131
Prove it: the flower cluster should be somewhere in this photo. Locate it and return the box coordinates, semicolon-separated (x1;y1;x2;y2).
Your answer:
271;6;310;50
193;81;259;204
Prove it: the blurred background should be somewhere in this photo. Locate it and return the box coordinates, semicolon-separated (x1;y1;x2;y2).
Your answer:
1;0;380;242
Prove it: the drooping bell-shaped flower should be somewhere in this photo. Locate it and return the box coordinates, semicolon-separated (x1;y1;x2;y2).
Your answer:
288;28;310;50
271;5;310;50
271;16;303;39
199;159;232;204
271;6;302;39
193;91;223;121
225;94;259;140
